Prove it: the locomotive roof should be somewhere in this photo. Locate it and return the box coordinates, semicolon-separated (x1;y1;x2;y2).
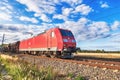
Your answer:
20;27;71;41
36;30;46;36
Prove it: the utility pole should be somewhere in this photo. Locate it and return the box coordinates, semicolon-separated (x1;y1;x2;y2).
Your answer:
1;34;5;46
0;34;5;64
1;34;5;53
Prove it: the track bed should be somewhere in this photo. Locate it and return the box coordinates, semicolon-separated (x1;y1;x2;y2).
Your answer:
1;52;120;80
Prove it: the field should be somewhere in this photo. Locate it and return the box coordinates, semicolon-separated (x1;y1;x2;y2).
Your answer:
75;52;120;58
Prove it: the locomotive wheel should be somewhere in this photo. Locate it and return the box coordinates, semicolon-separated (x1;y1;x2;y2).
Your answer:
55;51;62;58
50;55;55;58
50;53;56;58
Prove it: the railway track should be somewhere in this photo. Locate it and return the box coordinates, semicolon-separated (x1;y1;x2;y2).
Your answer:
1;53;120;80
16;53;120;71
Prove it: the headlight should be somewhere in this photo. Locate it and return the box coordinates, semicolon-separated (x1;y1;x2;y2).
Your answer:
72;40;76;42
63;39;68;42
64;44;67;47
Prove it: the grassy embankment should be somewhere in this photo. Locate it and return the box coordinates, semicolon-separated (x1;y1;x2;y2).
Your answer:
0;54;84;80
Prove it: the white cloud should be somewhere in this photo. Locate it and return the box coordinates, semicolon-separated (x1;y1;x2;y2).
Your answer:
40;14;51;22
62;8;73;16
62;0;82;6
0;13;12;21
56;17;110;42
0;5;13;13
0;24;49;44
16;0;93;22
53;8;73;21
89;22;109;33
0;1;13;11
4;3;13;10
38;1;56;14
0;1;13;21
19;16;38;23
53;14;67;21
74;4;92;15
56;17;90;41
0;24;27;43
53;3;93;21
16;0;41;13
111;21;120;30
16;0;56;15
53;14;63;19
16;0;91;23
100;1;109;8
16;0;56;23
110;33;120;42
88;21;110;39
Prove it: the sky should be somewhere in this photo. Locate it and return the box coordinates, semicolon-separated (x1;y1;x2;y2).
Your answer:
0;0;120;51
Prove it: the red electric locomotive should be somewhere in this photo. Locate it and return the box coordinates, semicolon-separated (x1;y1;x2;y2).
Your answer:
19;27;76;58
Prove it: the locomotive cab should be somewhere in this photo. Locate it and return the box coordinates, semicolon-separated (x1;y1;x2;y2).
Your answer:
59;29;76;58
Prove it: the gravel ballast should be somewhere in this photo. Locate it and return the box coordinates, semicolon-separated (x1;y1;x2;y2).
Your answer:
22;56;120;80
1;53;120;80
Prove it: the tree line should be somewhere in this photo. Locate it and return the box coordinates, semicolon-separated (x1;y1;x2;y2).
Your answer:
76;47;120;53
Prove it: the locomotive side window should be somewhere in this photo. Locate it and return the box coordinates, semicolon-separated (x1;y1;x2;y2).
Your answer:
51;31;54;37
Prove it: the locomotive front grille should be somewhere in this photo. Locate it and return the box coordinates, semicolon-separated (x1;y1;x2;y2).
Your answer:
63;47;76;52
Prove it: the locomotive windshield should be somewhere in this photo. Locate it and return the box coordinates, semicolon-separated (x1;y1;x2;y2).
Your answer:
60;29;73;37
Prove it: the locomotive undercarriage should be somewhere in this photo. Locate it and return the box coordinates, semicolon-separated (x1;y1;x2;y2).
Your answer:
4;45;75;58
21;50;73;58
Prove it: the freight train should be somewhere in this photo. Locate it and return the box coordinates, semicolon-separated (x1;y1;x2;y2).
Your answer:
3;27;77;58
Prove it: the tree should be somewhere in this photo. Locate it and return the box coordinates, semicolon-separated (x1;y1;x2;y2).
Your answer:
76;47;81;52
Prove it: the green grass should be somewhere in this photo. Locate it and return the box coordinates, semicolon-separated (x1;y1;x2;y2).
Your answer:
75;75;84;80
0;58;59;80
67;72;84;80
0;57;84;80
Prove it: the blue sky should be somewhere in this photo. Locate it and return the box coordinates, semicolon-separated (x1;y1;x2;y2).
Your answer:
0;0;120;51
